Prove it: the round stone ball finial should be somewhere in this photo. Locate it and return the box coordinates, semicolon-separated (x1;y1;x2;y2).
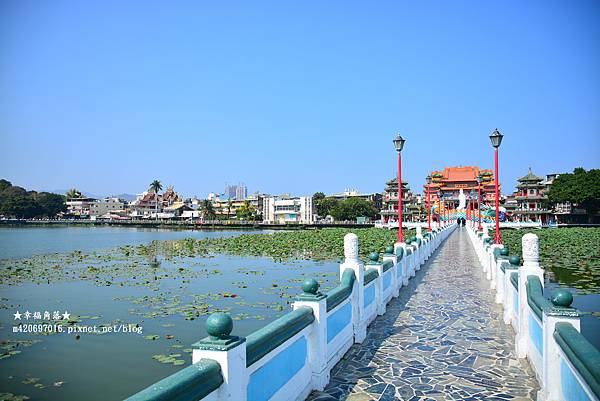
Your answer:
500;248;509;256
302;278;320;295
509;255;521;266
368;251;379;262
385;245;394;254
206;312;233;339
551;289;573;308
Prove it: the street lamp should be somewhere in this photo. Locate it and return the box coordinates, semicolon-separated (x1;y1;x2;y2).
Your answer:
426;175;432;232
477;173;483;230
489;129;503;244
437;190;442;229
393;134;406;242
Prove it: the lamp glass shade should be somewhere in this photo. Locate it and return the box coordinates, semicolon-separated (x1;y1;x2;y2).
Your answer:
476;174;482;184
426;175;432;185
489;129;503;148
393;134;405;152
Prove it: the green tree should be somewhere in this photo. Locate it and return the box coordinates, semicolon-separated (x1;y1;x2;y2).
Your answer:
548;168;600;219
35;192;67;216
149;180;163;218
227;199;233;218
200;199;216;220
65;188;82;199
330;198;378;221
0;179;11;193
236;200;258;220
312;192;339;217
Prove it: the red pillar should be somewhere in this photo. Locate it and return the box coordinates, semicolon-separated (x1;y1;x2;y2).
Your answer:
397;152;403;242
427;184;431;232
494;148;502;243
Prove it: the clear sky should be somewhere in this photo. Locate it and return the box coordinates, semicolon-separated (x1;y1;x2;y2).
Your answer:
1;0;599;198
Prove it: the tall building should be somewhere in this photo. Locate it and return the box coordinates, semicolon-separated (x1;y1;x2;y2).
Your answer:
224;183;247;200
235;184;247;200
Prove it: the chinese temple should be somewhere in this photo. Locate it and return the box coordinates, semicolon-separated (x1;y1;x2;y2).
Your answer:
380;178;421;223
424;166;497;207
423;166;502;223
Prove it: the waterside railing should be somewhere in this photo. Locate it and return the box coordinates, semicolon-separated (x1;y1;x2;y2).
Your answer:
467;222;600;401
125;223;456;401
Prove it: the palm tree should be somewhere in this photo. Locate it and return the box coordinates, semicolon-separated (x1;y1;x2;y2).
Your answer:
227;199;233;219
201;199;216;220
149;180;163;219
65;188;82;200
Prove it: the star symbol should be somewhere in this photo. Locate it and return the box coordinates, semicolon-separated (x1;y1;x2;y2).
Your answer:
62;311;70;320
14;311;22;320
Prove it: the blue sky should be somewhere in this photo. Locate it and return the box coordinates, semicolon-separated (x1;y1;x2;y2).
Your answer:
1;0;599;198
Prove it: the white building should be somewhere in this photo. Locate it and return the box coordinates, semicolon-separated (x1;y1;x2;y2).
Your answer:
89;197;127;216
66;196;98;217
263;196;314;224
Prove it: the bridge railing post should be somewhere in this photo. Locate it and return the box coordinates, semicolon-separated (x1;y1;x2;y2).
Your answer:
542;290;581;401
517;233;545;359
502;256;520;326
292;280;329;390
340;233;366;343
366;252;385;316
395;243;408;287
488;244;504;287
383;246;399;298
495;248;509;304
192;314;248;401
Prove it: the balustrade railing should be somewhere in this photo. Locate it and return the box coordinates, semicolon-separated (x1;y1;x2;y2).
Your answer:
125;223;456;401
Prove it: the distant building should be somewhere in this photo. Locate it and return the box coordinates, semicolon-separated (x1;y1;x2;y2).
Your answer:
209;193;266;219
224;183;247;200
512;168;551;223
426;166;497;207
380;178;420;223
129;186;182;218
263;196;314;224
66;196;97;217
328;189;382;211
89;197;127;217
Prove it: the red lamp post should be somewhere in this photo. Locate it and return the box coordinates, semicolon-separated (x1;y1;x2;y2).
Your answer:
490;129;504;244
426;175;432;232
477;173;483;230
437;191;442;228
394;134;406;242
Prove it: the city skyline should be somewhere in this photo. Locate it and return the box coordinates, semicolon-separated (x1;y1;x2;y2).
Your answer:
1;1;599;196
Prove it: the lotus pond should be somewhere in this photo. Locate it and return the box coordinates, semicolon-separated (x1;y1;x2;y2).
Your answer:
0;227;411;401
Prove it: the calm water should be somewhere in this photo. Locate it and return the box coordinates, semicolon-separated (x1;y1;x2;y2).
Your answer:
0;227;340;401
0;226;261;259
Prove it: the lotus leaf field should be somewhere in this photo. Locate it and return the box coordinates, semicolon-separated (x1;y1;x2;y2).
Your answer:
495;228;600;294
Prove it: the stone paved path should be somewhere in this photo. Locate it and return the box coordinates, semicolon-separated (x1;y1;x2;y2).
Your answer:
307;228;539;401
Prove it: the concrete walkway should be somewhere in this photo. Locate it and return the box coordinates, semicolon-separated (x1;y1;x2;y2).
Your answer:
307;228;539;401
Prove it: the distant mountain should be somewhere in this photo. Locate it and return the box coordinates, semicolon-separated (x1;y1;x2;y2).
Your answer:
112;193;137;202
42;189;136;201
43;189;102;198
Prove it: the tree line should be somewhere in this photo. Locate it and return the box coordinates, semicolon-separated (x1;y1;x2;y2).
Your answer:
312;192;378;221
548;168;600;217
0;179;67;218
